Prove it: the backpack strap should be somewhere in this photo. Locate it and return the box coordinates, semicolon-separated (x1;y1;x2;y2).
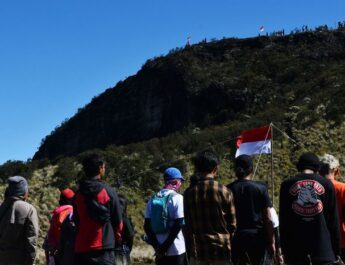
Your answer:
163;192;177;220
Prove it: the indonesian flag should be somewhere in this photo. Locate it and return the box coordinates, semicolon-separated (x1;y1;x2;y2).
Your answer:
235;125;272;157
260;25;265;32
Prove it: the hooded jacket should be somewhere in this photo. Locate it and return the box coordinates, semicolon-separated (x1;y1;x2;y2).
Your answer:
47;205;73;250
74;178;123;253
0;196;39;265
280;173;340;263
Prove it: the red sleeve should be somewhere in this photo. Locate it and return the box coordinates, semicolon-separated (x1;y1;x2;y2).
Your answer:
115;221;123;241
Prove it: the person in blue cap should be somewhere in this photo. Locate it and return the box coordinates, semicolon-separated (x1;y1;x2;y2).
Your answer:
144;167;186;265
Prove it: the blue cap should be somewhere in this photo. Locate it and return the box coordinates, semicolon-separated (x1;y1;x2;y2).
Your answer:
164;167;185;181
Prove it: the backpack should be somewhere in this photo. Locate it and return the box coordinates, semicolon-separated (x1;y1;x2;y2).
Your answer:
150;192;176;234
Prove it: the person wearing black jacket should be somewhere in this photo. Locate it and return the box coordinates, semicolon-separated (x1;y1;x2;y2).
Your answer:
115;195;135;265
227;155;275;265
74;154;123;265
279;152;340;265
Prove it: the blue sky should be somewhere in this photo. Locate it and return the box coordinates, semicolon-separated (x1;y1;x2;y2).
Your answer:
0;0;344;164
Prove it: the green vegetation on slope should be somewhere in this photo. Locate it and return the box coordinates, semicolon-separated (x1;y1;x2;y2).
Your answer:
1;27;345;264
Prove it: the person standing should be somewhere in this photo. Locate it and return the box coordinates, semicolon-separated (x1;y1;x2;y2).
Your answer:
45;188;75;265
144;167;186;265
320;154;345;260
0;176;39;265
184;150;236;265
74;154;123;265
115;195;135;265
227;154;275;265
279;152;340;265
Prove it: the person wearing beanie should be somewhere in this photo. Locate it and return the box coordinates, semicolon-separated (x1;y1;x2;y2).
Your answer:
45;188;75;265
320;154;345;261
184;150;236;265
279;152;340;264
0;176;39;265
227;155;276;265
144;167;186;265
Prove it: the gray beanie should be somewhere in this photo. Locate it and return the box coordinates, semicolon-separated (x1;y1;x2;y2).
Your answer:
7;176;29;196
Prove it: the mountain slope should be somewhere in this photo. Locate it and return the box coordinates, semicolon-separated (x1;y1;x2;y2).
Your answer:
34;28;345;160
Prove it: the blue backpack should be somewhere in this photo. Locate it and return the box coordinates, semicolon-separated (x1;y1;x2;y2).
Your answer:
150;192;176;234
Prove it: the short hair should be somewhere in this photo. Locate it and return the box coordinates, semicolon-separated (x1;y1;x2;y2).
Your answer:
234;154;253;178
319;154;340;170
82;153;105;178
193;150;219;173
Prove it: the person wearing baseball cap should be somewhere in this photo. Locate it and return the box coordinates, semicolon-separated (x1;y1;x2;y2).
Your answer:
279;152;340;264
0;176;39;265
144;167;186;265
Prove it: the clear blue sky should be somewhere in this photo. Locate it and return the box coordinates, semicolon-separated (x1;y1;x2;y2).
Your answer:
0;0;344;164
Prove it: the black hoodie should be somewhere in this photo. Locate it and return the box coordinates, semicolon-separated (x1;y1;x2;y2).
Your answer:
279;173;340;263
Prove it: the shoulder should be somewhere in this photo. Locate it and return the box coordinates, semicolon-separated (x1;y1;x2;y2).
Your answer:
171;193;183;205
281;176;298;188
251;180;268;191
213;181;233;198
227;180;237;191
14;200;37;216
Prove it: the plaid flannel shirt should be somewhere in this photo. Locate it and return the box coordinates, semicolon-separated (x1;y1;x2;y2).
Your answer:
184;177;236;261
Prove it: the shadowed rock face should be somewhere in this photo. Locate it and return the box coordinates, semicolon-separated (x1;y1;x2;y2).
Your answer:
34;29;345;160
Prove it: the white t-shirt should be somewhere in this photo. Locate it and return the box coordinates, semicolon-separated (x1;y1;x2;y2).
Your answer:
145;189;186;256
270;207;279;228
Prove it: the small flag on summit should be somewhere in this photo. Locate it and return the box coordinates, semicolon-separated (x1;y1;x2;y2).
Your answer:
235;125;272;157
259;25;265;32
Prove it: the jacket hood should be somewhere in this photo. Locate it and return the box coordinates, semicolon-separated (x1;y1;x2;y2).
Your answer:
52;204;73;215
78;178;104;197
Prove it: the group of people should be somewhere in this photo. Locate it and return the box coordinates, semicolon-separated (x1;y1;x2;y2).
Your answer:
0;150;345;265
0;154;134;265
144;150;345;265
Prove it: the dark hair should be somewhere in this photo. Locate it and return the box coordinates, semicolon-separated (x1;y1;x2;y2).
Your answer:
234;155;253;178
59;197;74;206
193;150;219;173
82;153;105;178
319;162;330;177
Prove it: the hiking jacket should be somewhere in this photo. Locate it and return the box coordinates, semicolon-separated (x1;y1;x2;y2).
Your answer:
0;196;39;265
280;173;340;263
57;213;76;265
74;178;123;253
47;205;73;251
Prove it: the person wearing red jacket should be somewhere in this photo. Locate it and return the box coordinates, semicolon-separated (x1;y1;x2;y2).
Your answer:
45;188;75;265
74;154;123;265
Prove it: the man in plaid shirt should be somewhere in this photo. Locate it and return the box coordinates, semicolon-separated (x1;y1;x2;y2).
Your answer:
184;150;236;265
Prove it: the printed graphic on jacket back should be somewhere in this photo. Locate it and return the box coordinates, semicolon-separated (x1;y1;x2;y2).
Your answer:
289;180;325;217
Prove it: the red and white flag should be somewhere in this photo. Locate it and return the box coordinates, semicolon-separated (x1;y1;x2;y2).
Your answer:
235;125;272;157
260;25;265;32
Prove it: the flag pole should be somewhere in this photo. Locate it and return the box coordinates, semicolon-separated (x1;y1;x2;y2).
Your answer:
270;122;274;206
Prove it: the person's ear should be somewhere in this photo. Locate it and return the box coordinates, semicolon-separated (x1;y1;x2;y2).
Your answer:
211;167;218;176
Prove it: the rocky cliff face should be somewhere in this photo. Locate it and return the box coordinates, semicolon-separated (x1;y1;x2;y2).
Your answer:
34;29;345;160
